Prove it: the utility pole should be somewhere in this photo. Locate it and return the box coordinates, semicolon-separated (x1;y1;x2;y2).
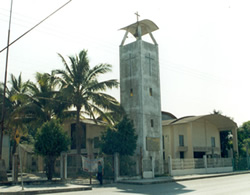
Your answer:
0;0;13;182
0;0;13;161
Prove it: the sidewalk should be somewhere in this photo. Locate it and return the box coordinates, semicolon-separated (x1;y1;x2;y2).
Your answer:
1;170;249;194
0;183;92;194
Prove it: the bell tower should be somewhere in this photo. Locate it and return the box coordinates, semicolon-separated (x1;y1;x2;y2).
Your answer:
119;17;163;177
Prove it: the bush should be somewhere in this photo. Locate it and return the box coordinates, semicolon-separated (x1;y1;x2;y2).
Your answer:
100;115;137;156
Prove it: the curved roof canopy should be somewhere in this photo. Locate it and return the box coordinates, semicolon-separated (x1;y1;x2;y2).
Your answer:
162;111;177;120
162;114;237;130
120;19;159;38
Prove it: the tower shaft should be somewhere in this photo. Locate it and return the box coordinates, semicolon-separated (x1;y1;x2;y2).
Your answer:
120;21;163;176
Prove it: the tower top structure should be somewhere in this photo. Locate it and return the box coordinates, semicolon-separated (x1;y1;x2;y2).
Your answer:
120;18;159;46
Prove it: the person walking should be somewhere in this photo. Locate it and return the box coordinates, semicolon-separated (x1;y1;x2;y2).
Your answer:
97;161;103;185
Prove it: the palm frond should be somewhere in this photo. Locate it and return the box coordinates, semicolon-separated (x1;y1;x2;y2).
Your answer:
57;53;74;80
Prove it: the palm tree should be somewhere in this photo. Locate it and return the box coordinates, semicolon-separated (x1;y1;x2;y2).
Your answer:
20;72;69;132
54;49;121;156
0;73;30;173
0;73;29;138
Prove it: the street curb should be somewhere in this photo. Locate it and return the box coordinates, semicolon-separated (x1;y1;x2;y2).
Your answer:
173;171;250;183
1;186;92;194
118;171;250;185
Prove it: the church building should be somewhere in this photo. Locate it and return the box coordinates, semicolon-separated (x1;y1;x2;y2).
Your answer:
1;17;239;179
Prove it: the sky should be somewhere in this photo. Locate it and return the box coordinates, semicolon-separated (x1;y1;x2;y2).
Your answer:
0;0;250;126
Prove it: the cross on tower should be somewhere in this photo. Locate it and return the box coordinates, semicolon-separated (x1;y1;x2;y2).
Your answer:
135;12;140;22
126;53;136;77
145;53;154;76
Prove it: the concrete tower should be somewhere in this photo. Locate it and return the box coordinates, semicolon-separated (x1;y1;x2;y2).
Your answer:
119;18;163;177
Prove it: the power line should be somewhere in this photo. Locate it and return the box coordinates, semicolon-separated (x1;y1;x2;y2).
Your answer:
0;0;72;54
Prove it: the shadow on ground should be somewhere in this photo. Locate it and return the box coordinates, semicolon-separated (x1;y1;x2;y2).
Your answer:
95;182;194;195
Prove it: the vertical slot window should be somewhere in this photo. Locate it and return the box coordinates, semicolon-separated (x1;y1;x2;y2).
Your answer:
149;88;153;96
151;119;154;127
130;88;133;96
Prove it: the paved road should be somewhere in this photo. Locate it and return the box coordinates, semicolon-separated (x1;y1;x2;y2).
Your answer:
43;173;250;195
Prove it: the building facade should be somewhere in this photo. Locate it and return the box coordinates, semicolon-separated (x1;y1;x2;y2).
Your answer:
162;114;238;160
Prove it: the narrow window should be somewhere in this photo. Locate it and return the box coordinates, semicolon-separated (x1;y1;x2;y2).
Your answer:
179;135;184;146
211;137;215;147
130;88;133;96
151;119;154;127
149;88;153;96
162;135;165;149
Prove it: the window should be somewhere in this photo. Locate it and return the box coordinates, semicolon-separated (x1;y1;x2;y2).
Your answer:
211;137;215;147
130;88;133;96
180;152;184;159
149;88;153;96
71;123;86;149
179;135;184;146
162;135;165;149
151;119;154;127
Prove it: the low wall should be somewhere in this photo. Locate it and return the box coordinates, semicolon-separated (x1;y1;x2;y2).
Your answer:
172;167;233;176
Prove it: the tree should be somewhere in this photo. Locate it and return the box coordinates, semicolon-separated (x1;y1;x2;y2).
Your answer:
0;73;30;154
34;119;70;180
101;115;137;156
238;121;250;157
24;72;67;123
54;49;121;157
212;109;222;115
220;131;233;157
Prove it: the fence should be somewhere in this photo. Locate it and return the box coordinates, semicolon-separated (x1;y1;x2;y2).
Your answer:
233;156;250;171
172;158;205;170
59;153;114;180
119;155;141;178
207;158;232;168
59;153;141;181
8;151;250;183
168;156;233;176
